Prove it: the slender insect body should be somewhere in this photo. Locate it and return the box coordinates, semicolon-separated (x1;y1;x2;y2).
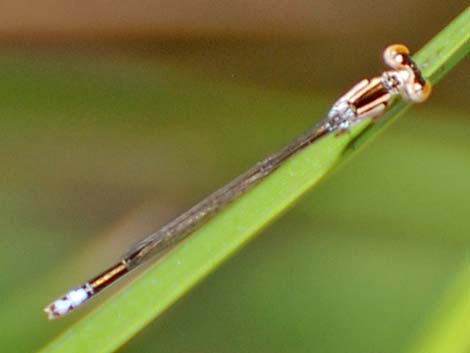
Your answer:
44;43;431;319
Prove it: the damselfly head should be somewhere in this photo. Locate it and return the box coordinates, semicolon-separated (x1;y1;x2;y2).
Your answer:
383;44;431;103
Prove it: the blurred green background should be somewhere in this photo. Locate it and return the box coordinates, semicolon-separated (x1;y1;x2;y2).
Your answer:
1;1;469;352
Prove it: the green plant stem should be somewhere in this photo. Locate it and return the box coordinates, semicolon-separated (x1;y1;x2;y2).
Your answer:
39;7;470;353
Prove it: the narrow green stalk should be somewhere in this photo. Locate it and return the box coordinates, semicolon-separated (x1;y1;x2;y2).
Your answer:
39;8;470;353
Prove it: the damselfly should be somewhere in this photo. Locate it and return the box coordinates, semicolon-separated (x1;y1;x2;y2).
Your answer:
44;44;430;319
